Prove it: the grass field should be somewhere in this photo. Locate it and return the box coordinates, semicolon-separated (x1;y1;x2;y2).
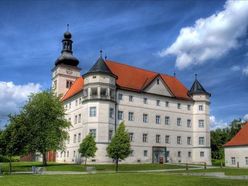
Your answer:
1;173;248;186
1;162;189;172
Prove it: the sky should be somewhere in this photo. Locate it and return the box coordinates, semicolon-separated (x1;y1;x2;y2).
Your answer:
0;0;247;129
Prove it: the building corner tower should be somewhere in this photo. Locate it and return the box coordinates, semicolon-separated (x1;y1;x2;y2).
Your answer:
189;74;212;165
52;28;81;97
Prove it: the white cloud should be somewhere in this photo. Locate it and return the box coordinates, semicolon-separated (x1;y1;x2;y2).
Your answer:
210;115;228;130
159;0;248;69
244;114;248;121
242;65;248;76
0;81;41;127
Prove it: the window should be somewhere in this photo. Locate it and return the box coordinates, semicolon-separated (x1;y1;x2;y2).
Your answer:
187;137;192;145
156;100;160;106
157;79;160;84
118;111;123;120
67;151;69;158
83;89;88;97
200;151;205;157
245;157;248;165
156;135;161;143
156;115;161;124
73;134;76;143
53;80;57;90
199;105;203;111
178;151;181;158
110;89;115;99
188;151;191;158
129;95;133;102
199;120;204;128
187;105;191;110
143;114;148;123
89;129;96;139
68;118;71;123
177;118;182;126
231;157;236;165
177;136;182;144
187;119;191;128
130;150;134;156
66;80;73;88
100;88;107;97
78;114;81;123
143;97;148;104
143;133;148;143
177;103;181;109
109;130;113;141
91;88;98;97
165;116;170;125
109;108;114;118
118;93;123;100
165;135;170;144
78;133;81;142
69;103;71;109
67;136;70;144
73;150;76;157
166;101;169;107
89;107;96;117
199;137;205;145
128;112;134;121
144;150;148;157
129;133;134;142
74;115;77;124
75;100;78;106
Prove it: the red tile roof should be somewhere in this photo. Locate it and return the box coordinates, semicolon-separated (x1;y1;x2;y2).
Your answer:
62;77;84;101
62;60;191;101
224;122;248;147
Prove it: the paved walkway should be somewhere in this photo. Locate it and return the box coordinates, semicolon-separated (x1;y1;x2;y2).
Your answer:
183;172;248;180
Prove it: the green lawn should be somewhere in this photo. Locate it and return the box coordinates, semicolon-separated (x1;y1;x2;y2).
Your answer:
1;162;189;172
1;173;248;186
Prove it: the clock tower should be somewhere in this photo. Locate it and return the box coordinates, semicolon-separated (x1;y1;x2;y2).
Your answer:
52;27;81;97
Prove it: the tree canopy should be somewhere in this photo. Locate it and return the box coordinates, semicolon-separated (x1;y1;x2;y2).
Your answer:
211;119;244;160
107;122;131;172
21;91;70;165
78;134;97;165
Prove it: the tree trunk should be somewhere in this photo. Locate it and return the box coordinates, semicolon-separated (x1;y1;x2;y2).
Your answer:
42;152;47;166
8;156;12;174
115;158;119;172
85;157;87;166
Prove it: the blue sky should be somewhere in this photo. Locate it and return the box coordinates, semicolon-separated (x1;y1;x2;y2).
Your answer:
0;0;247;128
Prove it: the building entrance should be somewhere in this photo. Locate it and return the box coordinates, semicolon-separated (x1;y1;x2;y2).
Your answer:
152;146;167;163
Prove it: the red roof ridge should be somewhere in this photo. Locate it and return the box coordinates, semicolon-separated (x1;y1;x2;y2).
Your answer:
224;122;248;147
106;59;176;79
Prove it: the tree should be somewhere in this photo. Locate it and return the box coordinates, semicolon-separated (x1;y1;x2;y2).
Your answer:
78;134;97;165
107;122;131;172
0;114;28;173
21;91;70;166
211;119;244;160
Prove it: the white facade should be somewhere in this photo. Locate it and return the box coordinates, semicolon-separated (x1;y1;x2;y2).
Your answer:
53;62;211;165
225;146;248;168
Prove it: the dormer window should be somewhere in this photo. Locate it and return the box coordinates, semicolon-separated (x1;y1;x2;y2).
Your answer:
157;79;160;85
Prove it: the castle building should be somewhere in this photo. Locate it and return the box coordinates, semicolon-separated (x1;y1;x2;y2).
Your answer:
52;30;212;164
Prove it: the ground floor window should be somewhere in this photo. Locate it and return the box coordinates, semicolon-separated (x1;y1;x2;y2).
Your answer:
178;151;181;158
144;150;148;157
200;151;204;157
245;157;248;165
188;151;191;158
231;157;236;165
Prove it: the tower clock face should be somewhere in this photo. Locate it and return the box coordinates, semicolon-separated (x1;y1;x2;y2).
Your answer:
66;69;73;75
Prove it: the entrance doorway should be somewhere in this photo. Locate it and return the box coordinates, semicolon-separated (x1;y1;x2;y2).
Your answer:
152;146;167;163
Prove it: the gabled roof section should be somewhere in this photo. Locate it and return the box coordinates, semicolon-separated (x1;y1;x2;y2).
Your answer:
224;122;248;147
188;79;211;96
83;57;116;78
62;77;84;101
142;74;174;97
106;60;191;100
